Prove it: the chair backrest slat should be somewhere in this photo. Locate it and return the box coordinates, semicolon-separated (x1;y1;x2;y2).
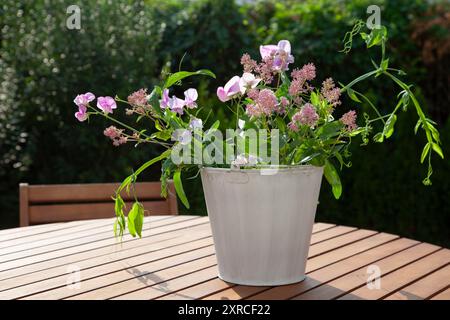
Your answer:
20;182;178;226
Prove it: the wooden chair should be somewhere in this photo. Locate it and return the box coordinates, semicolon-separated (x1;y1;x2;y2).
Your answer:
19;181;178;226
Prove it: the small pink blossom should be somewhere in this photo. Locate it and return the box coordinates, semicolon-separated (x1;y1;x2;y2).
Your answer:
293;103;319;127
280;97;289;107
184;88;198;109
245;103;262;117
289;79;303;96
241;53;258;73
127;88;148;107
340;110;357;131
288;121;299;132
256;56;275;83
247;88;260;100
113;136;127;147
217;76;242;102
74;92;95;107
291;63;316;82
97;96;117;114
321;78;341;107
103;125;121;139
257;89;278;115
104;126;127;146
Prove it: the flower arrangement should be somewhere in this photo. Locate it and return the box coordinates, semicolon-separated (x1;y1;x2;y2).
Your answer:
74;22;443;238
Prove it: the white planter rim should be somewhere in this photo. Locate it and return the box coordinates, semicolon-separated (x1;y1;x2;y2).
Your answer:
200;164;323;173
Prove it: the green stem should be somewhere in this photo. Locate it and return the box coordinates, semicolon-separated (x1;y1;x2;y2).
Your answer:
341;69;379;92
354;90;386;125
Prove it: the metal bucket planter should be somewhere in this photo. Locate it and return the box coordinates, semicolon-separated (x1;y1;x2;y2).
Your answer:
200;165;324;286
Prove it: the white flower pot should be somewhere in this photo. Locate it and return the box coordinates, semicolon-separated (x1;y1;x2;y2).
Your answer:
200;165;324;286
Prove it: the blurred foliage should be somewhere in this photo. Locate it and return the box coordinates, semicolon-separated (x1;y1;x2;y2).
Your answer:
0;0;448;246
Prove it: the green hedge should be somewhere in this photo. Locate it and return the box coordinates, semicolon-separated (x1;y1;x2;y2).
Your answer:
1;0;448;246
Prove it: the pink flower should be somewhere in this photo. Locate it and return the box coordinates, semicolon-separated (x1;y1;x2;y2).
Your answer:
256;56;275;83
103;125;121;139
280;97;289;107
239;73;261;91
257;89;278;115
168;96;185;115
247;88;260;100
184;88;198;109
217;76;243;102
340;110;357;131
160;89;170;109
75;105;88;122
127;88;148;107
259;40;294;71
289;79;303;96
293;103;319;127
321;78;341;107
97;96;117;114
74;92;95;107
288;121;299;132
241;53;258;73
291;63;316;82
245;103;262;117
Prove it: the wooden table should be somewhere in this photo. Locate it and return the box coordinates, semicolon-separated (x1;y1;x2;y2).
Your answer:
0;215;449;300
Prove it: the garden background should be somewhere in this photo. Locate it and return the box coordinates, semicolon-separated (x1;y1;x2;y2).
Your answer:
1;0;449;246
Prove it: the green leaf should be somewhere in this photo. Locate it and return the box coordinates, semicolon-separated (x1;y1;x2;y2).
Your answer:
164;69;215;88
317;121;344;140
365;26;387;48
383;114;397;138
173;169;190;209
414;119;422;135
431;143;444;159
210;120;220;130
421;143;431;163
310;92;320;106
127;202;144;238
346;87;361;103
147;86;163;116
380;58;389;71
151;130;172;141
324;160;342;199
373;132;384;143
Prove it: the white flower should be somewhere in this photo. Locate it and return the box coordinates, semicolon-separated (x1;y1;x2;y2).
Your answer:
239;73;261;93
172;129;192;145
189;117;203;130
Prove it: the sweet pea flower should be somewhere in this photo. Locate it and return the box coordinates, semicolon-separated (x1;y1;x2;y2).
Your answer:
172;129;192;145
97;96;117;114
74;105;88;122
259;40;294;71
239;73;261;91
189;117;203;130
74;92;95;107
168;96;185;115
184;88;198;109
217;76;242;102
160;89;170;109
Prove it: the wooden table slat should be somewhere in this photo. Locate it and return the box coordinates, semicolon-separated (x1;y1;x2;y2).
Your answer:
337;249;450;300
0;216;447;300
